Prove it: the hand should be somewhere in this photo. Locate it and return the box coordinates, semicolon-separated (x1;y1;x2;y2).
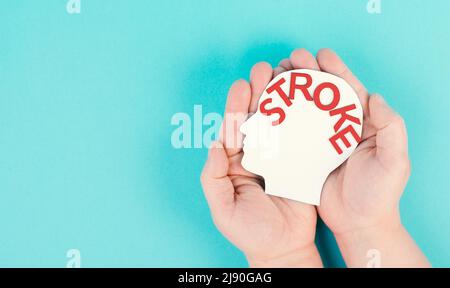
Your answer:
274;48;429;267
293;48;410;235
200;59;322;267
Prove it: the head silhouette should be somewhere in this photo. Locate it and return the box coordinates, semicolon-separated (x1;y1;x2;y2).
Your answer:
240;69;363;205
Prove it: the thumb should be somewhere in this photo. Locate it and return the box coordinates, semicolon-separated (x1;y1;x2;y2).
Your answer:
368;94;409;163
200;141;235;214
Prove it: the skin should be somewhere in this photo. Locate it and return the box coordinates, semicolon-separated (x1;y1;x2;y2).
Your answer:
200;48;430;268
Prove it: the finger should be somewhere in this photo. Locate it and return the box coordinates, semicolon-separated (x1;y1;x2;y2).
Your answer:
273;66;287;77
249;62;273;113
279;58;293;70
316;48;369;114
221;79;251;156
368;94;409;161
290;48;320;70
201;141;235;213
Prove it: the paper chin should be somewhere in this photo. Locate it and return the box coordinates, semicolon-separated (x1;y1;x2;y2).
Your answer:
264;179;324;206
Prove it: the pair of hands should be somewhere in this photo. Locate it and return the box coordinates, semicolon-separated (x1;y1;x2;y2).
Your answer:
200;48;429;267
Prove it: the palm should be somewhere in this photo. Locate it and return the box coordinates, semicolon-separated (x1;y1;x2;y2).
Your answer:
320;135;387;232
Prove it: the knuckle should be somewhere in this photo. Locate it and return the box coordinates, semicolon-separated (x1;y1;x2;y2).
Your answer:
200;169;208;185
393;114;406;129
406;159;412;177
395;156;411;176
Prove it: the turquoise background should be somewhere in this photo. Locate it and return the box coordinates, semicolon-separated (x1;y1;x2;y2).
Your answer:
0;0;449;267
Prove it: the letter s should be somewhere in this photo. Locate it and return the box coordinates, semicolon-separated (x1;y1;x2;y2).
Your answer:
260;98;285;126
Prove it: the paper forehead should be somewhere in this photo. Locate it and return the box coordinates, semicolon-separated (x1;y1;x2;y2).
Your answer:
255;69;363;128
257;69;362;112
251;68;363;163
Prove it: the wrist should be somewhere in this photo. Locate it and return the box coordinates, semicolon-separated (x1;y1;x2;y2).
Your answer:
334;221;430;268
328;207;402;243
335;222;404;252
334;221;403;268
246;244;323;268
334;217;403;246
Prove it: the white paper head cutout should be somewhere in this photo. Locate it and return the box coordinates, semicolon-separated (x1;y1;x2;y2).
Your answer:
240;69;363;205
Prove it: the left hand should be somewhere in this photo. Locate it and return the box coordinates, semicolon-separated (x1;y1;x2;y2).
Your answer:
201;56;323;267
